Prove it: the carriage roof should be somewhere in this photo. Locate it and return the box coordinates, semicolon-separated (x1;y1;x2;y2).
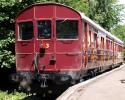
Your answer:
16;3;123;45
80;12;123;45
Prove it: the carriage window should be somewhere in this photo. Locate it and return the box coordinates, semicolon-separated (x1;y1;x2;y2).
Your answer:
106;39;109;49
37;20;51;39
19;21;33;40
56;20;78;39
101;37;104;49
89;31;91;47
94;33;97;48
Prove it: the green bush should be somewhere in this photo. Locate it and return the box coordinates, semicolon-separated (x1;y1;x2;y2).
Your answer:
0;91;27;100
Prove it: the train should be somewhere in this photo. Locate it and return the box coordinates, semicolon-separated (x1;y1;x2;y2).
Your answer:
11;3;123;92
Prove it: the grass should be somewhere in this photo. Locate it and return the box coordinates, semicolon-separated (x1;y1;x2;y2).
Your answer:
0;90;27;100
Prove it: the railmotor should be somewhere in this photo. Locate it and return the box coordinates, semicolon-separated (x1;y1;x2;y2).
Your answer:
11;3;123;92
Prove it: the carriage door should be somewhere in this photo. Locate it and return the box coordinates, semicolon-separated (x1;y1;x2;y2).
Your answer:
35;19;56;71
55;19;82;70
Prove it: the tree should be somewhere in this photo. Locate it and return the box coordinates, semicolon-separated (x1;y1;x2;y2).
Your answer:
112;24;125;44
112;24;125;56
0;0;16;68
88;0;125;31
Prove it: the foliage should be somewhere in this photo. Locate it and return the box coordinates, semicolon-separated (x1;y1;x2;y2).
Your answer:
0;0;16;68
0;90;26;100
88;0;125;31
112;24;125;56
112;24;125;44
0;32;15;68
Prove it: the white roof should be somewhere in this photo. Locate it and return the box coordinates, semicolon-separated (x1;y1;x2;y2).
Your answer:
80;13;123;45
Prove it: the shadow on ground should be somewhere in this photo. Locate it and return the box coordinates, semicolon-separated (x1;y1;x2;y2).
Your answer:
23;94;59;100
0;67;66;100
0;67;18;92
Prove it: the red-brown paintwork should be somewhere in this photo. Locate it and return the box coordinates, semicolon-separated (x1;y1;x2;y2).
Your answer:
15;3;123;73
15;3;83;72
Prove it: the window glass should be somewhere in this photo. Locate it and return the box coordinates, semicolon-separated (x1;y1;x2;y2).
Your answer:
56;20;78;39
89;31;91;47
101;37;104;49
19;21;33;40
94;33;97;48
111;41;113;50
37;20;51;39
106;39;109;49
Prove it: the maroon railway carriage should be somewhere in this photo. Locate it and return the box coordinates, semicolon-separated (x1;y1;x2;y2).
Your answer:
12;3;123;91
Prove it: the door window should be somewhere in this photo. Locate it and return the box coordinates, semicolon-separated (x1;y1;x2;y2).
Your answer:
37;20;51;39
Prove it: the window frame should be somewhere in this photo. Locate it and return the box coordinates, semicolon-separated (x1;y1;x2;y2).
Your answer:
17;20;34;41
56;19;79;40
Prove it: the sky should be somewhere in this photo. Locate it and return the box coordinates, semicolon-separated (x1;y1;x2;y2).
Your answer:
118;0;125;4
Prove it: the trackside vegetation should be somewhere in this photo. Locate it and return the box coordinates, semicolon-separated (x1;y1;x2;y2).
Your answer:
0;91;26;100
